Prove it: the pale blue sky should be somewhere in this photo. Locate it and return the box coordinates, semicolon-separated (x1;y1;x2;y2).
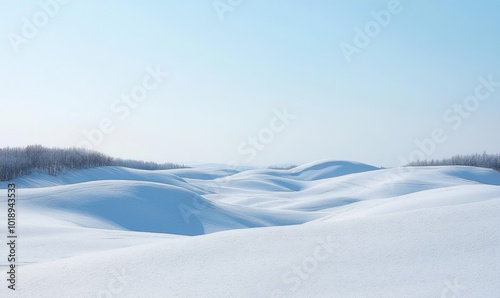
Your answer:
1;0;499;167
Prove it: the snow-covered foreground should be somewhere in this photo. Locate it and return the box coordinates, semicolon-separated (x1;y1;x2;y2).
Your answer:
1;161;499;297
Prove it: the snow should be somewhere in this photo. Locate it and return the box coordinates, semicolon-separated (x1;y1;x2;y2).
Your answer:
1;160;499;297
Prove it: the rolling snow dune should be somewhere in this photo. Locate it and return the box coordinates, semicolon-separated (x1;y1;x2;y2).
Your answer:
225;160;379;182
0;160;499;297
19;180;315;236
4;166;213;194
288;160;379;180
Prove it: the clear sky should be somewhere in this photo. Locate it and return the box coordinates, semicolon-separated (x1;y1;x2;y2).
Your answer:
1;0;499;167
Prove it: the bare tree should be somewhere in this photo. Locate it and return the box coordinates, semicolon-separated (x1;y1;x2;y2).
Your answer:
407;152;500;172
0;145;187;181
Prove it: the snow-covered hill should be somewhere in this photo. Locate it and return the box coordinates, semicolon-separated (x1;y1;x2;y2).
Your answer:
1;160;499;297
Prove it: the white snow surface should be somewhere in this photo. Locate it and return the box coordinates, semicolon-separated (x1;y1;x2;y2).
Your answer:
0;160;499;297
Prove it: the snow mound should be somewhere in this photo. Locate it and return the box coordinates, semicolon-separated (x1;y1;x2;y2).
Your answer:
20;180;315;236
289;160;380;180
4;166;203;191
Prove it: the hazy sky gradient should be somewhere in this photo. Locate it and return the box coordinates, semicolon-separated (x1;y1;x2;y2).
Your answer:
1;0;499;166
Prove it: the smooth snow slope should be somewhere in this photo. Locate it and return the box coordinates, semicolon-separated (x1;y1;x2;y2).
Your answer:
0;160;499;297
8;201;500;297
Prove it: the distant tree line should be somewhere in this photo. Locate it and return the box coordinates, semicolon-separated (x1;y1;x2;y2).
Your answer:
268;165;297;170
0;145;187;181
113;158;184;171
406;152;500;172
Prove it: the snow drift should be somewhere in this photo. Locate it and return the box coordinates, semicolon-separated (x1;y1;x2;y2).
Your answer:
0;160;499;297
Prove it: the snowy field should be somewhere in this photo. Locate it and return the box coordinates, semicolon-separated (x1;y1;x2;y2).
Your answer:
1;160;499;297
